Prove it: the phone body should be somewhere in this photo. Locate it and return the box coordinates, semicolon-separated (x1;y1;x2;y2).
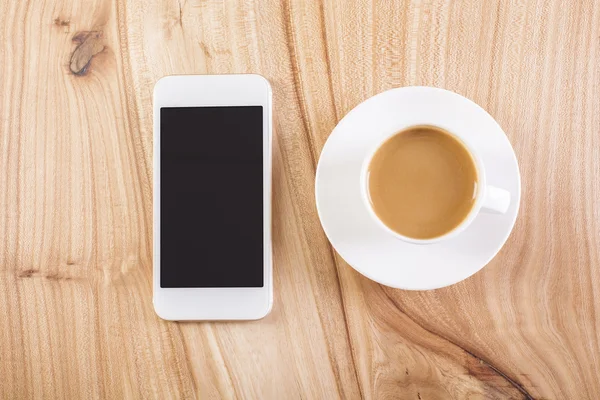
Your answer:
153;74;272;320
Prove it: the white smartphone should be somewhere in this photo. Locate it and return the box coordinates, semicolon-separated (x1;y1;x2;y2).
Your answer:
153;74;272;320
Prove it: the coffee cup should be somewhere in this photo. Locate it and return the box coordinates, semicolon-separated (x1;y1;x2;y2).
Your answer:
359;124;511;245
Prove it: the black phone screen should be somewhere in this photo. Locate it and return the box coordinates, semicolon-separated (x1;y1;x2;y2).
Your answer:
160;106;264;288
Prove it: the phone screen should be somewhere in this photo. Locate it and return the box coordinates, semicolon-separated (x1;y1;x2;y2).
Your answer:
160;106;264;288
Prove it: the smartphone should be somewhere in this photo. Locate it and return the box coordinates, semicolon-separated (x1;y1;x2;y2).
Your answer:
153;74;272;320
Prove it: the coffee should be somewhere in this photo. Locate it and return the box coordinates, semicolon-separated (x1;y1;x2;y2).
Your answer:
366;125;478;239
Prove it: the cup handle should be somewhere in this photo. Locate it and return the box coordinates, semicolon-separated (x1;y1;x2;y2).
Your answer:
481;185;511;214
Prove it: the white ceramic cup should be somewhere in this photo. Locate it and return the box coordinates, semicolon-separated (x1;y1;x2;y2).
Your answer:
360;124;511;245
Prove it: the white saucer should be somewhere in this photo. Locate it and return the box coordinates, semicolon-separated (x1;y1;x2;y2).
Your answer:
315;87;521;290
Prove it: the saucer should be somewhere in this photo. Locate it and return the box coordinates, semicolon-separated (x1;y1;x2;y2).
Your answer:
315;86;521;290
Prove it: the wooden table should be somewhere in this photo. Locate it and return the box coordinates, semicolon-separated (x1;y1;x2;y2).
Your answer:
1;0;599;398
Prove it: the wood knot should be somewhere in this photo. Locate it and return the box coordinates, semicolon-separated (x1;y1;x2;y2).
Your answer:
46;273;72;281
70;31;105;76
17;269;38;278
53;17;70;27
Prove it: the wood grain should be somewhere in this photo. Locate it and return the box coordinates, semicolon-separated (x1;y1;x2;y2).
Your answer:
1;0;599;398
